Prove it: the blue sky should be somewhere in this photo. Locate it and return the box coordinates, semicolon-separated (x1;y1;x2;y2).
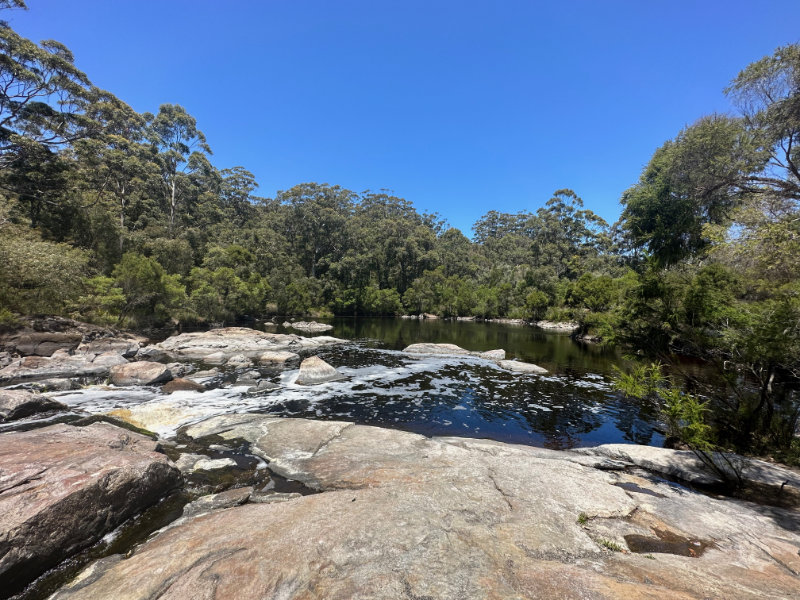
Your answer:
10;0;800;235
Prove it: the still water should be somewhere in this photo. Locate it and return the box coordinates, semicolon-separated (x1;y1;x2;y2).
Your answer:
261;318;665;449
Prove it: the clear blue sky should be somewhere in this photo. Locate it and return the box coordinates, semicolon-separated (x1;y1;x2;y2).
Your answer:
10;0;800;235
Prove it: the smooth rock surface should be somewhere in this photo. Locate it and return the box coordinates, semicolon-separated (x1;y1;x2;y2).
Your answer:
295;356;344;385
57;417;800;599
152;327;344;361
0;388;67;421
498;359;548;374
0;423;181;595
161;378;205;394
0;353;124;383
258;350;300;364
478;348;506;360
534;320;580;332
4;332;82;356
581;443;800;493
174;454;236;473
403;342;472;356
109;361;173;386
107;400;218;437
287;321;334;332
181;487;252;518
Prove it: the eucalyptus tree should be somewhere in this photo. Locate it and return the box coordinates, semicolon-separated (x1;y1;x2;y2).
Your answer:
146;104;211;236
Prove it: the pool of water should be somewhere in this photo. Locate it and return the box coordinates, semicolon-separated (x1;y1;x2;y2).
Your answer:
38;318;668;449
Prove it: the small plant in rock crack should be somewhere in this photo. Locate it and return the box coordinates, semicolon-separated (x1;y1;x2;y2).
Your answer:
599;539;625;552
577;512;589;525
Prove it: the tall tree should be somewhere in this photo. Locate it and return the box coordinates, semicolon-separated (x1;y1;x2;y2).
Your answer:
146;104;210;236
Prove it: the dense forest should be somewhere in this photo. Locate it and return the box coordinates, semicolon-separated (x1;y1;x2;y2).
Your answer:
0;2;798;459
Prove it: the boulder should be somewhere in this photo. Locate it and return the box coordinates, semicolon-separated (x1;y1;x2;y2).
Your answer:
152;327;344;361
422;312;438;319
56;418;800;600
479;349;506;360
109;361;173;386
294;356;344;385
0;422;181;596
497;359;548;374
0;388;67;422
202;351;227;365
287;321;334;332
162;378;205;394
258;350;300;364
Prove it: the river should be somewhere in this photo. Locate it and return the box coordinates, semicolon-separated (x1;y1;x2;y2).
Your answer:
38;318;666;449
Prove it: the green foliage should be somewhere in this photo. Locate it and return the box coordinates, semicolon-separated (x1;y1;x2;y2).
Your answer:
70;276;125;326
112;252;186;326
599;539;624;552
0;220;89;314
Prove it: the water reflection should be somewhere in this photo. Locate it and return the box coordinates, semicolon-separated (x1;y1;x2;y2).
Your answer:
252;321;666;449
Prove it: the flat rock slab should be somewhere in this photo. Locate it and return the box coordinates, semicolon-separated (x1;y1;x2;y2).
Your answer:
581;443;800;493
0;422;181;595
404;343;508;363
534;320;580;332
152;327;344;361
0;352;128;384
62;417;789;599
0;388;67;422
110;361;173;386
295;356;344;385
287;321;334;332
497;359;548;374
107;400;219;437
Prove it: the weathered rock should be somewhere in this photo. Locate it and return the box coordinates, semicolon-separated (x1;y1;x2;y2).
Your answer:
4;332;82;356
534;320;580;333
486;318;525;325
59;417;800;600
79;338;141;358
0;388;67;421
497;359;548;374
247;380;279;393
422;312;439;319
248;491;302;504
0;422;181;595
287;321;334;332
403;342;472;356
181;487;252;518
258;350;300;364
456;316;476;321
89;351;129;370
201;351;227;365
27;378;81;392
187;368;219;379
162;378;205;394
109;361;172;386
294;356;344;385
479;349;506;360
0;352;11;368
0;353;122;383
225;354;252;369
152;327;344;361
166;362;194;377
174;454;237;473
107;400;218;437
581;444;800;494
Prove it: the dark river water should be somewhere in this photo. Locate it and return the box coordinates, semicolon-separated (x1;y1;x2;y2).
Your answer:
259;318;665;450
